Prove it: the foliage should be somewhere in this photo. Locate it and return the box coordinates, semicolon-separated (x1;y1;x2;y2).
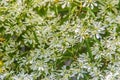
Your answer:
0;0;120;80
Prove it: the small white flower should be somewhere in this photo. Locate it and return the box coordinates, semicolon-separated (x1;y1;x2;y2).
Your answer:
75;28;79;33
38;67;44;71
96;34;101;39
61;1;70;8
105;72;113;80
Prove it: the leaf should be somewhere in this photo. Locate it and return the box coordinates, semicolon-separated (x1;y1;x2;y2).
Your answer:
87;8;96;18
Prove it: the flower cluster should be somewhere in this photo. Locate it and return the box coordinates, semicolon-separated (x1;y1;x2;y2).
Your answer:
0;0;120;80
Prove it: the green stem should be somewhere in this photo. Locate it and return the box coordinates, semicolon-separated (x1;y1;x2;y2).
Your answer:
85;39;93;62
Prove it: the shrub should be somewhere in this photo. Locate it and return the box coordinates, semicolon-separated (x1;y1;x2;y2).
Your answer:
0;0;120;80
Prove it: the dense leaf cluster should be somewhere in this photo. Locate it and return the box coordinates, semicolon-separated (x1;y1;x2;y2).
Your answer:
0;0;120;80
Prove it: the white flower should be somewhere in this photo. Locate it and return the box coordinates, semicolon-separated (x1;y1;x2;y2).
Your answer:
38;67;44;71
61;1;70;8
83;0;98;9
105;72;113;80
96;34;101;39
75;28;79;33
